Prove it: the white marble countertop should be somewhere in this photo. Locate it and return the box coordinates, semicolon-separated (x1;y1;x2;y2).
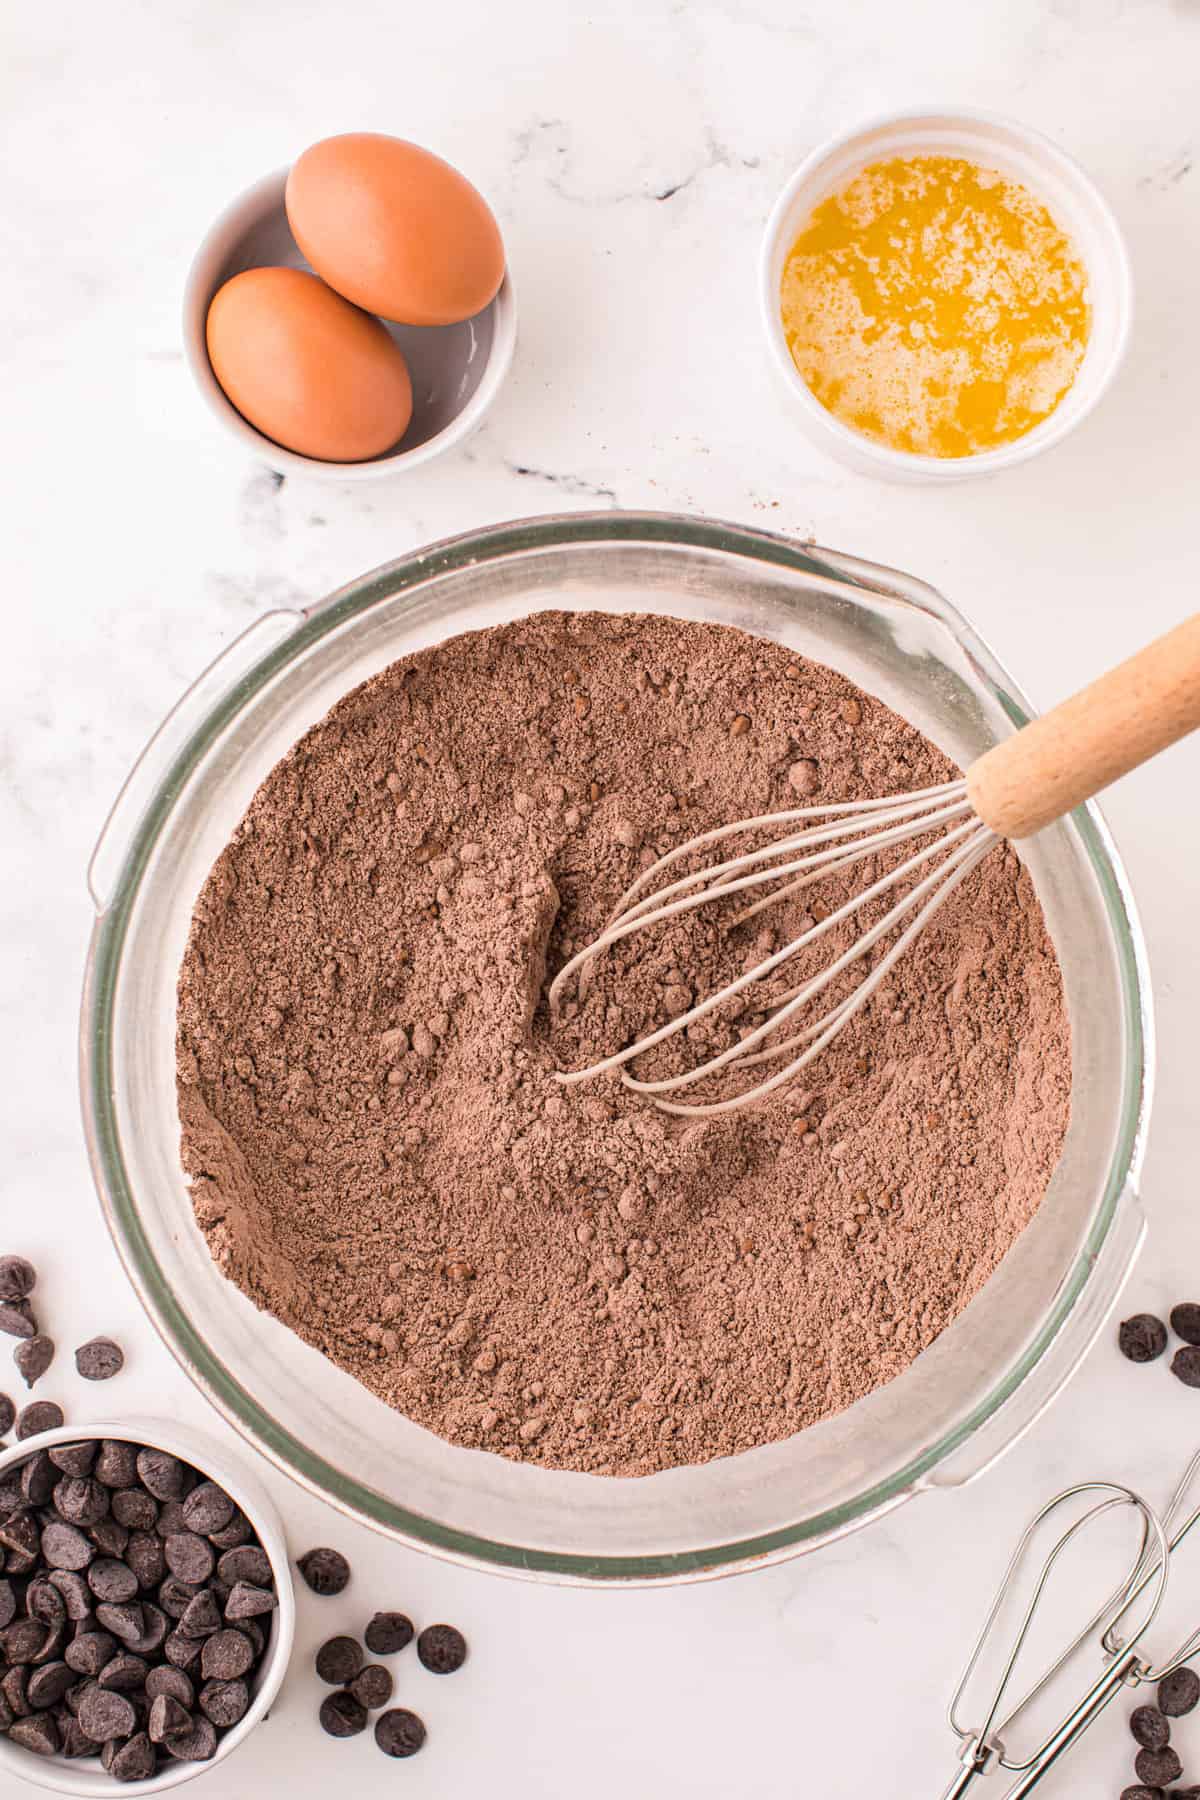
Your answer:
4;1;1200;1794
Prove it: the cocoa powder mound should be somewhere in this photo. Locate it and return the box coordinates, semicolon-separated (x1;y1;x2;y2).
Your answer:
176;612;1071;1476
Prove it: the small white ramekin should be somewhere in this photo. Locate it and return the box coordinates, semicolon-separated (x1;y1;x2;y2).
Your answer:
0;1419;295;1797
183;167;516;482
760;107;1133;483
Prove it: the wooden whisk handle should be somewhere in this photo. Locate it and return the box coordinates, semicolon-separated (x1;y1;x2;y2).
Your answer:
966;613;1200;840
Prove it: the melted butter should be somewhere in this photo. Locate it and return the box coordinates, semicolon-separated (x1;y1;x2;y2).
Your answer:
780;154;1091;457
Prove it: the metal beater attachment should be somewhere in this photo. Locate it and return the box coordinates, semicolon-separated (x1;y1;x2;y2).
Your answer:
940;1451;1200;1798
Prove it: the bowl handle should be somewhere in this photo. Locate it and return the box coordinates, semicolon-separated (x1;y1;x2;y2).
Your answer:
918;1181;1147;1492
87;609;305;914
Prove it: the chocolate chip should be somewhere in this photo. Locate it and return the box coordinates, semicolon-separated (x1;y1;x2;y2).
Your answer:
111;1729;156;1781
0;1302;36;1340
181;1481;235;1537
164;1715;217;1761
49;1569;95;1620
158;1574;199;1620
125;1530;165;1590
0;1510;39;1559
94;1602;145;1644
87;1557;138;1604
1171;1303;1200;1345
417;1622;467;1673
136;1449;188;1501
148;1691;193;1742
224;1580;277;1621
21;1448;56;1505
26;1574;67;1624
349;1664;394;1711
1174;1346;1200;1388
198;1677;249;1728
25;1658;74;1710
374;1706;426;1757
55;1476;110;1527
0;1256;37;1301
316;1634;363;1685
165;1532;215;1585
365;1610;414;1655
0;1579;14;1629
154;1499;191;1539
5;1617;50;1663
1;1664;29;1718
74;1337;124;1382
41;1521;95;1572
65;1631;117;1676
1120;1314;1169;1363
8;1712;60;1757
77;1682;136;1742
48;1442;97;1478
0;1391;14;1436
201;1627;254;1681
1135;1746;1184;1788
111;1488;157;1531
59;1714;95;1757
1160;1665;1200;1715
297;1545;350;1596
145;1665;195;1708
164;1625;203;1670
217;1545;272;1587
98;1652;148;1692
95;1440;139;1489
88;1515;129;1560
207;1508;252;1551
14;1335;54;1389
124;1602;168;1657
320;1690;368;1738
179;1590;222;1638
16;1400;64;1438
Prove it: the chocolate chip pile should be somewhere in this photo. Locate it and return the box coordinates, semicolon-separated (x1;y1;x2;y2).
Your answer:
298;1543;467;1759
0;1434;277;1778
0;1254;125;1444
1118;1302;1200;1387
1121;1664;1200;1797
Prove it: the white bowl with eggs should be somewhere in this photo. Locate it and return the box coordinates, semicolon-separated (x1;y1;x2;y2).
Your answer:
183;157;516;482
760;107;1133;483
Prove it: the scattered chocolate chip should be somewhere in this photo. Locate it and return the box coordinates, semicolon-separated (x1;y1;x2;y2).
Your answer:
16;1400;64;1439
1171;1303;1200;1345
1119;1314;1169;1363
320;1689;368;1738
55;1476;110;1527
145;1666;195;1708
198;1677;249;1728
179;1590;222;1638
48;1442;97;1477
201;1627;254;1682
0;1256;37;1301
217;1545;272;1587
225;1579;277;1621
65;1631;117;1677
74;1337;124;1382
136;1449;188;1501
298;1545;350;1596
0;1391;14;1436
375;1706;426;1757
8;1712;60;1757
98;1652;148;1692
77;1682;136;1742
181;1481;235;1537
111;1488;157;1531
349;1664;394;1711
41;1521;95;1572
1160;1665;1200;1716
315;1634;362;1685
164;1716;218;1761
417;1622;467;1673
125;1530;165;1590
111;1729;156;1781
148;1691;193;1742
1173;1346;1200;1389
94;1602;145;1645
365;1610;414;1655
0;1302;36;1341
95;1440;139;1489
165;1532;215;1585
14;1335;54;1389
1135;1742;1183;1786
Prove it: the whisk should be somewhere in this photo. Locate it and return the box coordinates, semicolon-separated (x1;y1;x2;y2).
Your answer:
938;1446;1200;1797
551;613;1200;1117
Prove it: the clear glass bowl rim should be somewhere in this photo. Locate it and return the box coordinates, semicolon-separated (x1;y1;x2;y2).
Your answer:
80;509;1152;1582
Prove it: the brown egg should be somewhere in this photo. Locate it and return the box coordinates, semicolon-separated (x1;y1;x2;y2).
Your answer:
286;133;505;328
205;267;413;462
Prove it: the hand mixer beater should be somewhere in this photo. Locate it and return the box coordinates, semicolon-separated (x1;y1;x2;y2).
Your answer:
551;614;1200;1116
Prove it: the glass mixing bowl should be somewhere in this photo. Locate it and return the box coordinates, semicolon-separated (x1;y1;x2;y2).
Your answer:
80;512;1152;1585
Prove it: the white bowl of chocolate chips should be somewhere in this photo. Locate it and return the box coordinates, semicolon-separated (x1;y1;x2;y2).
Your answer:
0;1419;294;1793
